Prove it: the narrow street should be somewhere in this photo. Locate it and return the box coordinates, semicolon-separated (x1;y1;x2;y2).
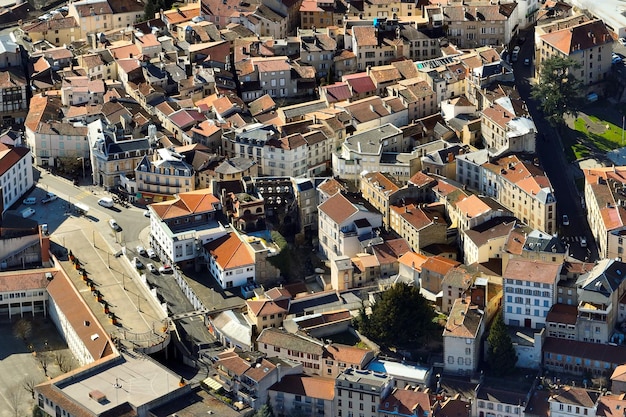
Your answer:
513;28;598;262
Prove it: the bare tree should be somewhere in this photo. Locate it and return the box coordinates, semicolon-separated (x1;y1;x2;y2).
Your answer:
12;318;32;342
6;385;23;417
38;352;50;377
54;352;73;373
22;376;40;399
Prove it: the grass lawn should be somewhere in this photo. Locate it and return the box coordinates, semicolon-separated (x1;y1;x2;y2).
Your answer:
566;114;626;161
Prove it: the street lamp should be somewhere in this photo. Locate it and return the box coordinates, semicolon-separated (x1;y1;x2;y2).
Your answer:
77;157;85;180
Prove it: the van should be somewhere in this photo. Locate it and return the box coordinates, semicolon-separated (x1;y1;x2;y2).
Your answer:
98;197;114;208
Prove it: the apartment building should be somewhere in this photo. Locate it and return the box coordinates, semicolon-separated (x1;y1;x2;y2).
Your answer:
549;387;601;417
390;203;448;253
21;16;80;45
503;259;562;329
257;328;325;374
337;95;409;132
135;148;195;200
263;133;308;178
68;0;144;38
583;166;626;259
334;368;394;417
481;98;537;156
148;189;224;265
246;298;289;331
474;154;557;235
87;119;152;189
463;217;517;266
424;3;513;49
575;259;626;344
0;70;27;123
502;227;568;273
222;124;280;174
298;28;337;80
204;232;256;289
536;19;612;86
238;56;298;103
269;375;335;417
420;256;461;295
318;192;382;261
386;78;437;122
60;76;105;106
0;143;32;213
332;123;417;183
443;296;485;375
360;171;401;229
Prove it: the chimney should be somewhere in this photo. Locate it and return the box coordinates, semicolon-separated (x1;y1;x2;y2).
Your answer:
447;152;453;162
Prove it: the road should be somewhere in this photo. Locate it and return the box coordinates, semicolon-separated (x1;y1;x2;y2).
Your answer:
513;28;598;263
30;170;216;356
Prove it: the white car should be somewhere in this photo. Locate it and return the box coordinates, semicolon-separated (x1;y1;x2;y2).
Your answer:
562;215;570;226
147;248;157;259
109;219;121;231
41;193;58;204
147;263;158;274
580;237;587;248
136;245;147;256
23;197;36;205
159;264;173;274
619;37;626;46
143;210;150;218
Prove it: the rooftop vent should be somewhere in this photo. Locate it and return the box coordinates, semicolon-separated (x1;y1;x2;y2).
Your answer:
89;390;107;403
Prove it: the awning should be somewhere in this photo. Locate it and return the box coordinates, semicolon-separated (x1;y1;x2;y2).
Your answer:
202;377;223;391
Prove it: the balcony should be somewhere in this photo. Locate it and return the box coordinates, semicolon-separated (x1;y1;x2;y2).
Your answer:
578;301;611;317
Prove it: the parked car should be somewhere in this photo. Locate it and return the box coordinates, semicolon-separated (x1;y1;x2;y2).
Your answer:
143;210;151;218
562;214;570;226
619;37;626;46
512;46;521;62
21;208;35;218
136;245;147;256
147;248;157;259
23;197;36;205
133;257;144;269
41;193;58;204
98;197;114;208
523;58;531;66
159;264;173;274
109;219;121;231
147;263;158;274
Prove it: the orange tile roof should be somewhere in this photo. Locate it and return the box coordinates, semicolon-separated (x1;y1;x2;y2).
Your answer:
422;256;460;276
46;267;113;361
442;296;484;338
363;171;400;193
265;287;291;300
317;178;346;197
25;94;62;133
540;19;612;55
398;251;428;270
352;26;377;47
204;232;254;270
162;3;201;25
269;374;335;401
150;189;220;220
379;389;431;416
324;344;371;365
456;195;492;218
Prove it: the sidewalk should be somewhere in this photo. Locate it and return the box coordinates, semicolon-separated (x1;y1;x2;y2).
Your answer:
52;217;168;350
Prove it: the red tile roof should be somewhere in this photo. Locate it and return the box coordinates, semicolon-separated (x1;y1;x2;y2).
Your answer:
204;232;254;270
0;145;29;177
318;193;358;224
269;374;335;400
150;189;220;220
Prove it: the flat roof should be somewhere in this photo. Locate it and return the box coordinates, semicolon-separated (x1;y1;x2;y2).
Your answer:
366;359;430;383
57;352;185;414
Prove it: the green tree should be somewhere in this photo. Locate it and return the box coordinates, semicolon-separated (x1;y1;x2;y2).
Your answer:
355;283;438;348
486;310;518;376
531;55;585;128
254;403;274;417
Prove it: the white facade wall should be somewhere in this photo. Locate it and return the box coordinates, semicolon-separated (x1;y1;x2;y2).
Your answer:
503;278;556;329
48;297;94;366
0;150;33;212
